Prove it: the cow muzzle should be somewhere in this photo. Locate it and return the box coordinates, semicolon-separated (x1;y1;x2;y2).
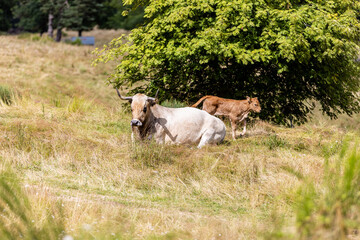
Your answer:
130;119;142;126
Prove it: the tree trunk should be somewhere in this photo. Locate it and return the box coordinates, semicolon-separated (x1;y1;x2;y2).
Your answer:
56;28;62;42
78;30;82;37
47;13;54;38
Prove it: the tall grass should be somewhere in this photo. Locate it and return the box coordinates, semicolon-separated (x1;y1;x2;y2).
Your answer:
0;85;14;105
295;140;360;239
130;141;174;168
66;97;92;113
0;166;65;240
1;34;360;239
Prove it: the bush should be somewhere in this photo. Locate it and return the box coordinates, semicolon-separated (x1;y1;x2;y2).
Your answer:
65;38;82;46
263;134;288;150
17;32;32;39
161;99;187;108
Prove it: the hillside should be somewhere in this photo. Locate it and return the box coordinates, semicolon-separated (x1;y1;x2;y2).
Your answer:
0;31;359;239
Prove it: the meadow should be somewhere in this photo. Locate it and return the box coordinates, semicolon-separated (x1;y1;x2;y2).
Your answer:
0;30;359;240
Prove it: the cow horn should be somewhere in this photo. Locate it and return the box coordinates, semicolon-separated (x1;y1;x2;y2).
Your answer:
147;89;159;101
116;88;133;101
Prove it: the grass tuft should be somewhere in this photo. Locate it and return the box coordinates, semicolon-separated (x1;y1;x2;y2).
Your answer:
66;97;92;113
0;165;66;240
131;141;174;168
263;134;289;150
0;85;14;105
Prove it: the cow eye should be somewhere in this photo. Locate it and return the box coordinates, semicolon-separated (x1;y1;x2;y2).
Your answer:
254;104;257;106
143;106;147;113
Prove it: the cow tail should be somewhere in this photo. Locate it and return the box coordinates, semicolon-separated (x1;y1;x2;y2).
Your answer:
191;96;210;108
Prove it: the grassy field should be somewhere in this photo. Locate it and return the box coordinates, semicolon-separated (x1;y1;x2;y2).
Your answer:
0;30;359;240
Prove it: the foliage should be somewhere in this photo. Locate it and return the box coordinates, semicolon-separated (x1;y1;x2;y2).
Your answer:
94;0;360;125
40;0;72;30
263;134;288;150
295;141;360;239
97;0;144;30
13;0;48;33
65;37;82;45
4;0;143;35
160;98;187;108
63;0;103;36
0;0;17;31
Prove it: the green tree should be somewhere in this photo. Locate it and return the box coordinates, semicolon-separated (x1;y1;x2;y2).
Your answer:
97;0;144;30
64;0;103;36
95;0;360;125
13;0;48;34
0;0;17;31
40;0;71;41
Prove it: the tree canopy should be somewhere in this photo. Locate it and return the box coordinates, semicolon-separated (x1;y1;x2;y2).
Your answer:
95;0;360;125
3;0;144;38
97;0;144;30
0;0;17;31
13;0;48;33
63;0;103;36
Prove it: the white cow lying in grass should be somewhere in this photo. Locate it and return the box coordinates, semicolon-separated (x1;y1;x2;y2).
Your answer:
116;89;226;148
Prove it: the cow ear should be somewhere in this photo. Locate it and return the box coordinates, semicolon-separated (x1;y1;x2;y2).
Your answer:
148;99;157;106
246;96;251;103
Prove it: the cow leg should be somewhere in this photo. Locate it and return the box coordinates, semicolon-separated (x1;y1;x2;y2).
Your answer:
202;101;217;115
229;117;237;140
203;106;217;115
197;129;216;148
240;119;247;136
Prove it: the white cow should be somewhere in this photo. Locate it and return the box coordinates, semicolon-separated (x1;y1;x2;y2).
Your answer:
116;89;226;148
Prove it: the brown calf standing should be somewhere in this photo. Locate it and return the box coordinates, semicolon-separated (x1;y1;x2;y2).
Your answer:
192;95;261;140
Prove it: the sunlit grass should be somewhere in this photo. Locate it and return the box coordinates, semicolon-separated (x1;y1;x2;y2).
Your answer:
0;34;359;239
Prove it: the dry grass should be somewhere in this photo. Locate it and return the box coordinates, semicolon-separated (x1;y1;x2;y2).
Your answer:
0;33;359;239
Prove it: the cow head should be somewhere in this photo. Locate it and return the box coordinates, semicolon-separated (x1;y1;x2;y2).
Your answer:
247;96;261;113
116;88;158;127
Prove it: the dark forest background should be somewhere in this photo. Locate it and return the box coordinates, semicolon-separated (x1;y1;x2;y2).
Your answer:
0;0;144;41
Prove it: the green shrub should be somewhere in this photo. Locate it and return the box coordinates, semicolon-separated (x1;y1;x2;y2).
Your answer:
65;38;82;46
161;99;187;108
264;135;288;150
17;32;32;39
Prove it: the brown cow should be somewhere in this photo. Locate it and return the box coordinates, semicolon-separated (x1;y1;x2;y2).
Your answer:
192;96;261;140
